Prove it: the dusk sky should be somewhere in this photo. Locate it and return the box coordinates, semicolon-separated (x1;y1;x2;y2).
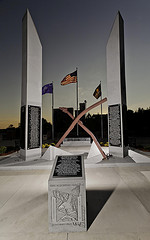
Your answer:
1;0;150;129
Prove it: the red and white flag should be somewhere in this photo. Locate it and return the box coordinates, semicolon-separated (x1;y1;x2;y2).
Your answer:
61;70;77;85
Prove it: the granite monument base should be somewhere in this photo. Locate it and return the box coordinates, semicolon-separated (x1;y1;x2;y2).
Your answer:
62;138;91;146
48;155;87;232
20;148;41;161
42;145;72;161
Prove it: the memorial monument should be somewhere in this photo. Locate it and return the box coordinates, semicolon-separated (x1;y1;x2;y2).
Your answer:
48;155;87;232
106;12;128;158
20;10;42;160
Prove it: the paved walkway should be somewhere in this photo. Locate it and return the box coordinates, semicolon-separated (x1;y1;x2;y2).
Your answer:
0;149;150;239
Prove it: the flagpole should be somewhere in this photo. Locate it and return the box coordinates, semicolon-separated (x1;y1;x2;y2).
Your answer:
52;81;54;141
76;67;79;136
100;81;103;139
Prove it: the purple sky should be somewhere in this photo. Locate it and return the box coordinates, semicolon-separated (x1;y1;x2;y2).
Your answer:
0;0;150;128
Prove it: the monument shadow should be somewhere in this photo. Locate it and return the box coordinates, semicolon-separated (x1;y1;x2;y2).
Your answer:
86;189;114;229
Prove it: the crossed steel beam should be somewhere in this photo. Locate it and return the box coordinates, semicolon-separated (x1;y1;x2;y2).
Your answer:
59;107;106;159
55;97;107;159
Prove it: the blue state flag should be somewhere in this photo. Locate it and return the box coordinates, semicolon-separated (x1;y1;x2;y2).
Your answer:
42;83;53;95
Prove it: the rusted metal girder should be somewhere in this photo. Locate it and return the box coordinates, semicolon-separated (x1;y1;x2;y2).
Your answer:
55;97;107;159
59;107;107;159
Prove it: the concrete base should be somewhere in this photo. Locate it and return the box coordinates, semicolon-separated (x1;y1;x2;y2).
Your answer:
129;149;150;163
87;141;109;159
20;148;41;161
62;138;91;146
42;145;72;161
87;141;100;158
109;145;128;158
48;155;87;232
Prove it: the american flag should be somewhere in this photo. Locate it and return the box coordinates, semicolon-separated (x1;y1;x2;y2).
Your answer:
61;70;77;86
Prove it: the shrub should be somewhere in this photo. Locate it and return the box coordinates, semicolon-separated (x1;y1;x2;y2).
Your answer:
44;143;50;148
42;143;55;148
104;142;109;147
50;143;55;146
42;144;49;148
0;146;7;154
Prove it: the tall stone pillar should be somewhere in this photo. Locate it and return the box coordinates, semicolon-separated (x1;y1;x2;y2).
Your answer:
20;9;42;160
106;12;128;158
